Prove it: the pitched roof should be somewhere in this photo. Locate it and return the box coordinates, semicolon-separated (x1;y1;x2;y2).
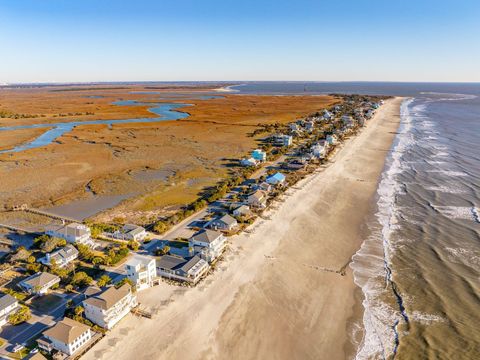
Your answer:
156;255;205;274
267;172;285;182
0;293;17;311
191;229;222;244
217;214;237;226
49;244;78;263
21;272;60;288
43;317;90;344
248;190;265;201
83;284;131;310
123;224;145;236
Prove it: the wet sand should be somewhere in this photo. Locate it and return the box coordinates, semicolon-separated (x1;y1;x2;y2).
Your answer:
83;97;403;360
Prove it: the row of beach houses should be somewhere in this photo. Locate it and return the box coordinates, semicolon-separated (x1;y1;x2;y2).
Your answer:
4;98;383;359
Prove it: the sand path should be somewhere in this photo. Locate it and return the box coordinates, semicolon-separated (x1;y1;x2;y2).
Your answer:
83;97;403;360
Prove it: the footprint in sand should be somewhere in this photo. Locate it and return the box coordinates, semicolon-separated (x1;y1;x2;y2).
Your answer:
108;338;119;346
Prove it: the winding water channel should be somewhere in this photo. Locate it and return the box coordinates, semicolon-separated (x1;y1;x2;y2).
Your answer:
0;101;193;153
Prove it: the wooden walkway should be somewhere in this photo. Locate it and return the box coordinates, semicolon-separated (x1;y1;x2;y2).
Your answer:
13;205;80;223
0;222;37;234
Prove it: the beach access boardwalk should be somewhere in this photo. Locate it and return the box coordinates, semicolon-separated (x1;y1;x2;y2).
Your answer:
20;207;81;223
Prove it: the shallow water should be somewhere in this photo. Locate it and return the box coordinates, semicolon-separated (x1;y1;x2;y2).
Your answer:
351;93;480;359
46;193;130;221
0;101;191;153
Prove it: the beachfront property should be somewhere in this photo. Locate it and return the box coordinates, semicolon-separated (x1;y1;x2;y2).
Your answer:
46;222;96;248
341;115;355;128
286;158;308;170
37;317;93;357
247;190;267;209
156;255;209;284
39;244;79;268
311;141;329;159
19;272;60;295
266;172;286;186
115;224;147;241
83;284;137;329
205;214;238;231
125;254;157;291
273;134;293;147
289;123;300;132
232;204;252;218
304;120;315;132
240;157;258;167
326;134;338;145
189;229;227;262
251;149;267;162
322;109;333;120
0;293;19;327
253;181;272;193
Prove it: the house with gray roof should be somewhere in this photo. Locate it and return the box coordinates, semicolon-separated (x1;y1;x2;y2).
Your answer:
19;272;60;295
189;229;227;262
114;224;147;241
156;255;209;284
39;244;78;268
205;214;238;231
0;293;18;327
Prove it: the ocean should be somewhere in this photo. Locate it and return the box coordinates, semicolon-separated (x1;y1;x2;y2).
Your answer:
234;82;480;359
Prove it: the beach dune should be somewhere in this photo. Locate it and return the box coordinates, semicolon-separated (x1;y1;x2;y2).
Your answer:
83;97;403;360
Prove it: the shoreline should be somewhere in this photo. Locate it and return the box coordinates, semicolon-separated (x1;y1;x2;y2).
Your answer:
83;97;403;360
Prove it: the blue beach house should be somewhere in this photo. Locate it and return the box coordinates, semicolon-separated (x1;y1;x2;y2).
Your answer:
266;172;286;186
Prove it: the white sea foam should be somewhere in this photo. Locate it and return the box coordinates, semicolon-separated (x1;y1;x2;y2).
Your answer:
425;185;466;194
410;311;446;325
426;170;468;177
445;247;480;271
433;206;480;222
419;92;477;101
351;98;415;360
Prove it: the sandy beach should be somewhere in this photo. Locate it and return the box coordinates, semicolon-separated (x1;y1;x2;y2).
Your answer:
83;97;403;360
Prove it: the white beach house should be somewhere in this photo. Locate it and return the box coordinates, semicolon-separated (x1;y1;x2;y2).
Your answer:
37;317;92;357
247;190;267;209
205;214;238;231
273;134;293;147
189;229;227;263
114;224;147;241
46;222;96;247
0;293;19;327
125;254;157;291
240;158;258;167
83;284;137;329
19;272;60;295
39;244;79;268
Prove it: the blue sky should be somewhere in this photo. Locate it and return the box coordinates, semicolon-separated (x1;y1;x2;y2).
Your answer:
1;0;479;83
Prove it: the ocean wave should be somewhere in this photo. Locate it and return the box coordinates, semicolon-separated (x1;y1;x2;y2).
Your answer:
432;205;480;222
410;311;446;325
419;92;478;101
351;98;414;360
445;247;480;271
425;185;466;194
